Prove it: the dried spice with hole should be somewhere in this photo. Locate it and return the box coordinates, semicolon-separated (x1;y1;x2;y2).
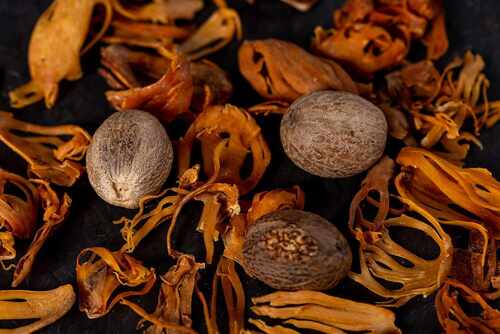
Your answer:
0;112;91;187
238;39;358;102
8;0;113;109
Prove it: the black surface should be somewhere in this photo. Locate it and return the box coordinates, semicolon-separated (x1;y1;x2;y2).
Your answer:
1;0;500;333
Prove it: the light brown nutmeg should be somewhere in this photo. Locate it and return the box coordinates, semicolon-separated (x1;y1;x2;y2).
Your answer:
280;91;388;178
242;209;352;291
86;110;173;209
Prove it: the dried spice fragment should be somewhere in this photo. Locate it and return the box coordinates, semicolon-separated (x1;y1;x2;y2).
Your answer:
179;8;242;60
12;180;71;287
238;39;358;102
0;112;91;187
76;247;156;319
111;0;203;23
9;0;112;108
178;104;271;195
250;290;401;333
106;55;194;124
279;0;318;11
0;284;75;334
436;280;500;334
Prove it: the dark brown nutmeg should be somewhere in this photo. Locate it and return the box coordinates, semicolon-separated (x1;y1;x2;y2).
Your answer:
280;91;388;178
242;209;352;290
86;110;173;209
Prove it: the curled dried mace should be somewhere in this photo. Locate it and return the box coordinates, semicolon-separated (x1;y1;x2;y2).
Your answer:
12;180;71;287
178;104;271;195
76;247;156;319
436;279;500;334
0;284;75;334
250;290;401;334
111;0;203;23
8;0;112;109
238;39;358;103
0;112;91;187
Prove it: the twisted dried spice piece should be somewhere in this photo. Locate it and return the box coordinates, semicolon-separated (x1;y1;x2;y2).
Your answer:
111;0;203;23
122;255;203;334
249;290;401;334
178;104;271;195
238;39;358;102
179;8;242;60
12;180;71;287
436;280;500;334
0;284;75;334
0;112;91;187
8;0;112;109
106;55;194;124
76;247;156;319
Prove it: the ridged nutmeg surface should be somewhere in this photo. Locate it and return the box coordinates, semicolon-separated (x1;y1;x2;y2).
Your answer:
86;110;173;209
242;209;352;290
280;91;387;178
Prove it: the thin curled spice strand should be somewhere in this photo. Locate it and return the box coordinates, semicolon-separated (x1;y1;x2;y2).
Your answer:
8;0;112;109
12;179;71;287
0;112;91;187
250;290;401;333
76;247;156;319
436;279;500;334
247;101;290;116
0;284;75;334
178;104;271;195
111;0;203;23
178;8;242;60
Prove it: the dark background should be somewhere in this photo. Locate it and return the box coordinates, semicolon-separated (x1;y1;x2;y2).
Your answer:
1;0;500;333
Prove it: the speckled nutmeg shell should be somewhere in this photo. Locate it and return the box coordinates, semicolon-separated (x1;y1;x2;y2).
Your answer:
242;209;352;290
280;91;388;178
86;110;173;209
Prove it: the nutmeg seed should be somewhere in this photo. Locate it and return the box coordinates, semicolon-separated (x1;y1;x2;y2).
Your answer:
280;91;387;178
242;209;352;290
86;110;173;209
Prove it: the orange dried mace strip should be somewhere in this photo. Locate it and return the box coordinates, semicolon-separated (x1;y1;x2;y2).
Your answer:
178;104;271;195
0;112;91;187
76;247;156;319
436;280;500;334
0;284;76;334
122;255;203;334
12;180;71;287
349;157;453;307
249;290;401;334
9;0;113;109
312;0;448;76
238;39;358;103
111;0;203;23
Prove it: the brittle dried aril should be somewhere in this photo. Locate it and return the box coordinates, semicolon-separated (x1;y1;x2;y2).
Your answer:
250;290;401;334
76;247;156;319
8;0;113;109
178;104;271;195
0;112;91;187
12;180;71;287
238;39;358;102
111;0;203;23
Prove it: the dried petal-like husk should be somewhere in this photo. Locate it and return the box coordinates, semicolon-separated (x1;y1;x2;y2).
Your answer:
106;55;194;124
179;8;242;60
0;284;75;334
246;186;305;225
436;280;500;334
178;104;271;195
111;0;203;23
0;232;16;265
12;180;71;287
239;39;358;102
251;290;401;333
76;247;156;319
0;112;91;187
280;0;318;11
9;0;112;109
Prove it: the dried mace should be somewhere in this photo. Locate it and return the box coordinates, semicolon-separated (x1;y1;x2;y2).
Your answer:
242;209;352;290
86;110;173;209
281;91;387;178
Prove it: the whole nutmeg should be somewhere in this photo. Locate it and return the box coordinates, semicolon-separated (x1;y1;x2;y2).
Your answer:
86;110;173;209
280;91;387;178
242;209;352;290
